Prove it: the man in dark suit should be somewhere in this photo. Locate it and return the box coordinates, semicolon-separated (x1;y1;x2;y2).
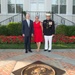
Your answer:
22;13;34;53
43;12;55;52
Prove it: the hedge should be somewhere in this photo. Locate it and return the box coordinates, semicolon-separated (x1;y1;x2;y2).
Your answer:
0;23;75;36
7;22;22;36
56;25;67;35
56;25;75;36
0;22;22;36
66;26;75;36
0;25;9;35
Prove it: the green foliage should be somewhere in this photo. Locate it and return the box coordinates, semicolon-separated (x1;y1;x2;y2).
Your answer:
0;23;75;36
0;43;75;49
0;25;9;35
56;25;75;36
56;25;67;35
22;11;26;16
7;22;22;35
66;26;75;36
0;22;22;36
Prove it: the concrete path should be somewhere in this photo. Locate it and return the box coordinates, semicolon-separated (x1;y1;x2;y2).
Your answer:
0;49;75;75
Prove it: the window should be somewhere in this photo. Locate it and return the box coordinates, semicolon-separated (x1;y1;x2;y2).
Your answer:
52;0;66;14
30;0;44;11
8;0;23;13
38;0;44;11
16;0;23;13
52;0;58;14
60;0;66;14
0;0;1;13
73;0;75;14
16;0;23;4
8;0;15;13
38;3;44;11
31;3;37;11
8;0;15;4
8;4;15;13
16;4;23;13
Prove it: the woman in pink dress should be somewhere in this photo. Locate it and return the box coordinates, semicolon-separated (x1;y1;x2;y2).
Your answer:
33;16;43;52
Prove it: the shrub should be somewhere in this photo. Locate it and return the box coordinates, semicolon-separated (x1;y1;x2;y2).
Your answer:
56;25;67;35
0;25;9;35
0;23;75;36
7;22;22;36
66;26;75;36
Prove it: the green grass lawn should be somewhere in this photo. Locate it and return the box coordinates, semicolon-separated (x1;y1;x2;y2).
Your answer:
0;43;75;49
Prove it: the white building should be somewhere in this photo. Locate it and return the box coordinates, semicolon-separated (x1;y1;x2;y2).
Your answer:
0;0;75;25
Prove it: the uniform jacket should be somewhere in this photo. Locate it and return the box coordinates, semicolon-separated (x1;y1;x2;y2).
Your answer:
43;19;55;36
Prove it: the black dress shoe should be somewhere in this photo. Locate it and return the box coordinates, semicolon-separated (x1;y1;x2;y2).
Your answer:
25;51;28;53
48;50;51;52
44;49;48;51
29;50;33;52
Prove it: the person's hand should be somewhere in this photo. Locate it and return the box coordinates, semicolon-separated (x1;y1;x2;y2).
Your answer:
31;34;33;37
42;33;44;36
52;34;55;37
22;34;25;37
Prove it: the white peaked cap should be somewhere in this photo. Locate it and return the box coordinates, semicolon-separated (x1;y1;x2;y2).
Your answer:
46;12;51;16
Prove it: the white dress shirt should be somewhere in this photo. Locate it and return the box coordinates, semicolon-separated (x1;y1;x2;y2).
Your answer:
26;19;30;27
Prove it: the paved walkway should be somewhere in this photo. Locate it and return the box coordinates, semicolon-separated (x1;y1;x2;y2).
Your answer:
0;49;75;75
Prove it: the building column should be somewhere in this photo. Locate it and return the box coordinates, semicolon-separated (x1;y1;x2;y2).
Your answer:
65;0;73;21
66;0;73;15
1;0;8;14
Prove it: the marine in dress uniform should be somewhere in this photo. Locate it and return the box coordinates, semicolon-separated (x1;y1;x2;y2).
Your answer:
43;13;55;52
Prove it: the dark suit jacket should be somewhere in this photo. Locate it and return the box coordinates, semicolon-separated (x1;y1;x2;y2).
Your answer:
43;19;55;36
22;20;34;36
